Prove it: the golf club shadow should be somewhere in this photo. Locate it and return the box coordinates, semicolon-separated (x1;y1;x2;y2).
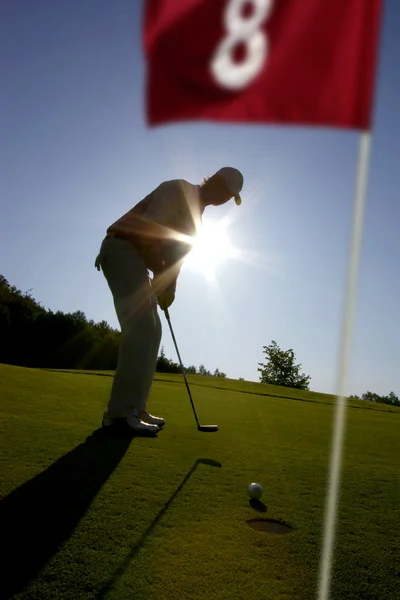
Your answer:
97;457;222;598
247;518;293;535
249;498;268;513
0;428;133;599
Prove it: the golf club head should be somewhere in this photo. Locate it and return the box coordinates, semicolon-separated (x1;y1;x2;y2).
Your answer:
197;425;219;432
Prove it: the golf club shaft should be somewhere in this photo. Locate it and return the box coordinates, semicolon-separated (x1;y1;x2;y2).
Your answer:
164;308;200;427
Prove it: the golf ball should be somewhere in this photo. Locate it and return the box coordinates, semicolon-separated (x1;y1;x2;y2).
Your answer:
247;482;263;500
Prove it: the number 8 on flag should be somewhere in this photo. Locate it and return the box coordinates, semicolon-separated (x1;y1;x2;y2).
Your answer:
211;0;274;90
143;0;383;130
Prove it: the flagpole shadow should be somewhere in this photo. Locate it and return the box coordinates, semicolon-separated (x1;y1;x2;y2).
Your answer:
1;428;133;599
96;458;222;598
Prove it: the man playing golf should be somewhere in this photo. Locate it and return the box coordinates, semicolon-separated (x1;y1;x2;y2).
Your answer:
95;167;244;433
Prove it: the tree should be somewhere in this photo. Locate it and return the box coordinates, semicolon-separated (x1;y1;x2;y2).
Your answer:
357;390;400;407
386;391;400;406
362;391;379;402
155;347;181;374
156;347;171;372
258;340;311;390
214;368;226;378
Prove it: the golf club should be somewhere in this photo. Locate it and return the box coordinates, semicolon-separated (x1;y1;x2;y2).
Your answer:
164;308;218;433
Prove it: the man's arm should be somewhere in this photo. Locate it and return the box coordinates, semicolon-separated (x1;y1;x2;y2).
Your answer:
151;257;183;310
107;208;175;245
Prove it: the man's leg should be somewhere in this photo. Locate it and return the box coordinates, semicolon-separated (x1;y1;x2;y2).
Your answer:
138;293;163;421
98;236;161;429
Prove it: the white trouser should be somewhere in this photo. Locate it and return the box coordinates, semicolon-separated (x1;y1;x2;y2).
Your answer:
95;235;162;418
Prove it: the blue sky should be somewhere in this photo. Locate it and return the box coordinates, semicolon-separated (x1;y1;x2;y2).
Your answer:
1;0;399;396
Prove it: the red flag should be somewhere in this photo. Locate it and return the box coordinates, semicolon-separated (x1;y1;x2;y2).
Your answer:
143;0;383;130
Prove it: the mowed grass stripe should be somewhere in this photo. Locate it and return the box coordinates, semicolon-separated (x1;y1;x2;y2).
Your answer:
38;367;400;414
0;364;399;599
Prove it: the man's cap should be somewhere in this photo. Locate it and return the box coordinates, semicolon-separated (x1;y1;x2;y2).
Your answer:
215;167;244;205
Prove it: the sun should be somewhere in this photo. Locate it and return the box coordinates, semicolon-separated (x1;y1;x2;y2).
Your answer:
184;220;236;281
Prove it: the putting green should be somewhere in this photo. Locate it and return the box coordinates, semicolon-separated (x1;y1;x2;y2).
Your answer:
1;364;399;599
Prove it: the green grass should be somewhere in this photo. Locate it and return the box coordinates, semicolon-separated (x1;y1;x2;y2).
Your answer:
42;368;400;414
1;364;399;599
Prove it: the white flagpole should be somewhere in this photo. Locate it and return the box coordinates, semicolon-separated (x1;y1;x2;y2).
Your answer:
318;131;372;600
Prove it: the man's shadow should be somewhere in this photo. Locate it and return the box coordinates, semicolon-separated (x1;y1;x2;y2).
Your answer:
0;427;135;599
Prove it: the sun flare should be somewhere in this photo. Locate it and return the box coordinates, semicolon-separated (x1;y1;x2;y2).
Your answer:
184;221;236;281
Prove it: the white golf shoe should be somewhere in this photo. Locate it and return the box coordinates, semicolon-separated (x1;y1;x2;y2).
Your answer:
102;414;159;434
139;411;165;427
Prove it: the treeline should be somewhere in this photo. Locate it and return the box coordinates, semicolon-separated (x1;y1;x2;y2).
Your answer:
156;347;227;377
0;275;226;376
349;391;400;407
0;275;120;369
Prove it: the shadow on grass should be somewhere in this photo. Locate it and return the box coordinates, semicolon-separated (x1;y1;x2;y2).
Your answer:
0;428;136;599
97;458;222;598
249;498;268;513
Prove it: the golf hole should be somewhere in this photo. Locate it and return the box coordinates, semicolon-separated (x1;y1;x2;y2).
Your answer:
247;518;293;535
